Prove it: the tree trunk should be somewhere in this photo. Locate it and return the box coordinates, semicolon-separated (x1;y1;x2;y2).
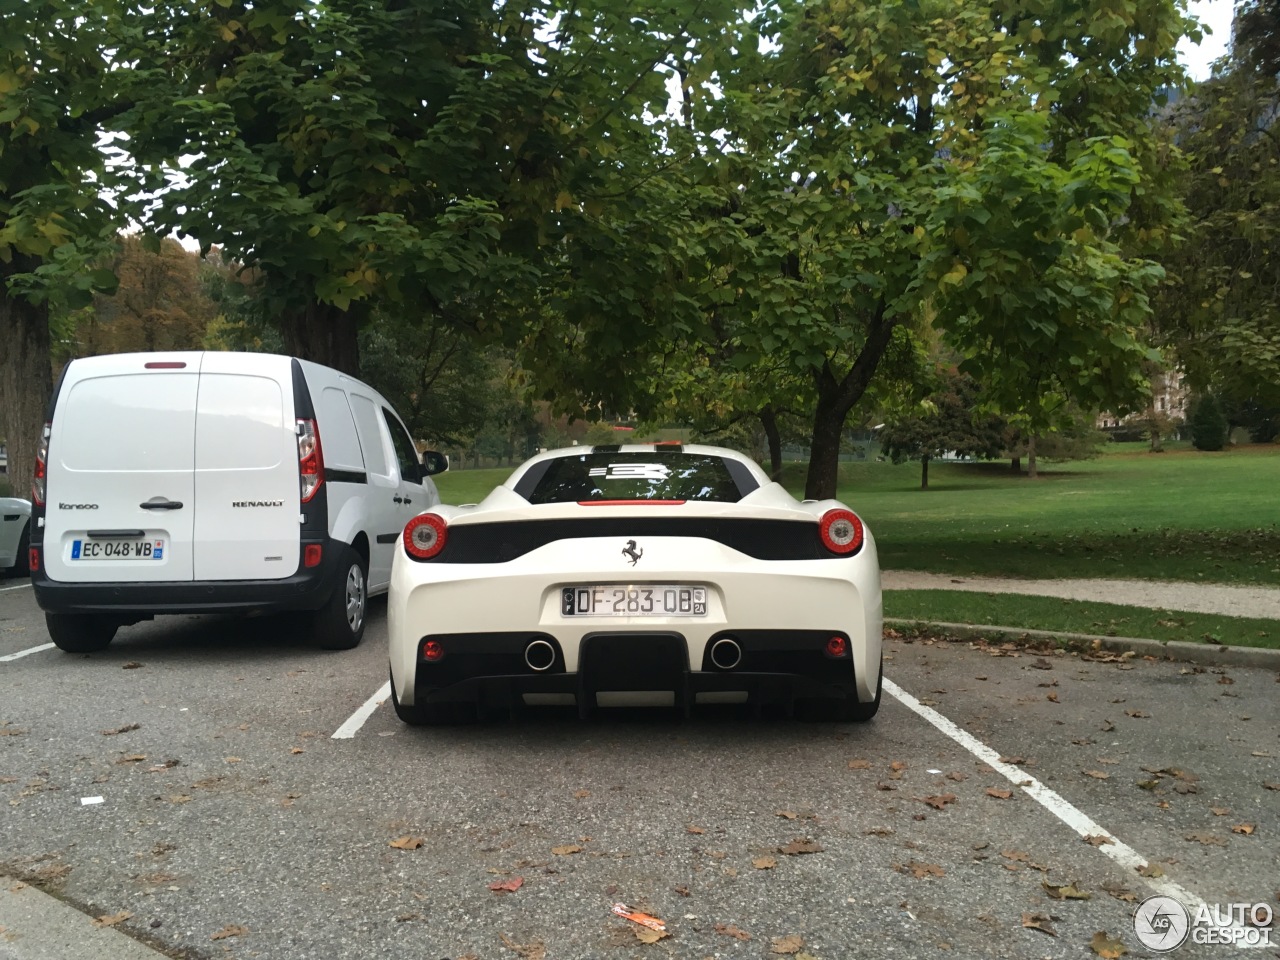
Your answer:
759;405;783;482
278;299;364;375
1149;419;1164;453
920;455;930;490
0;260;54;498
1010;456;1021;472
803;303;898;500
1027;434;1038;479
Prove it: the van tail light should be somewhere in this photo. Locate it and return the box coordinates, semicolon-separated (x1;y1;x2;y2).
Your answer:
303;543;323;568
32;421;49;506
297;419;324;503
819;508;864;555
403;513;448;560
28;546;40;573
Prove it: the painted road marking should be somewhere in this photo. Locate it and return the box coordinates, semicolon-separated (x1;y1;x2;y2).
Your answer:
883;677;1263;948
331;681;392;739
0;582;32;592
0;643;55;662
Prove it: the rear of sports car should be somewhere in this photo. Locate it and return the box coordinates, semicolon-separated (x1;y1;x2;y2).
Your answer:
387;446;882;723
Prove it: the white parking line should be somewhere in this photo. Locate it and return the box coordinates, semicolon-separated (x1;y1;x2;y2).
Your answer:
0;643;55;662
0;582;32;592
331;681;391;739
884;677;1262;947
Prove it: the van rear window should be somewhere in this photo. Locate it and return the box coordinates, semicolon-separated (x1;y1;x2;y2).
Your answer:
58;374;198;471
522;453;751;504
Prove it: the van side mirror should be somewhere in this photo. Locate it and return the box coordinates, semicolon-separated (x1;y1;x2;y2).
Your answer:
420;450;448;476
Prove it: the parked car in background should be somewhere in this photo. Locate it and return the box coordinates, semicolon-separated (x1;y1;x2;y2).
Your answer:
387;443;882;724
30;351;447;652
0;497;31;577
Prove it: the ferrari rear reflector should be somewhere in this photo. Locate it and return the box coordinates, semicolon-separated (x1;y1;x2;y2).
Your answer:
825;635;849;657
819;508;864;555
422;639;445;661
404;513;448;559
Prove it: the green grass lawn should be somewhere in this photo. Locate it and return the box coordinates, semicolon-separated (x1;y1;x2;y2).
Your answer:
886;589;1280;649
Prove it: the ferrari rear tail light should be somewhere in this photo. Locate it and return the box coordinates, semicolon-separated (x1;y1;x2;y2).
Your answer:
819;508;864;555
297;418;324;503
32;421;49;506
825;635;849;658
404;513;448;560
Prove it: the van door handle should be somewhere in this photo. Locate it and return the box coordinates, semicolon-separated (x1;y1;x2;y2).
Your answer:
140;498;184;510
393;495;403;504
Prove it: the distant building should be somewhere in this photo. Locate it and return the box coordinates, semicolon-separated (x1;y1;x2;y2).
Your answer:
1097;369;1190;432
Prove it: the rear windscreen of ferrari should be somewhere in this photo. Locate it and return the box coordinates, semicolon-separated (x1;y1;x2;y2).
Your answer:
527;454;746;504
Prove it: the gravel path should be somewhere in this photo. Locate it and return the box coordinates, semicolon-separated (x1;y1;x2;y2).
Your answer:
881;570;1280;620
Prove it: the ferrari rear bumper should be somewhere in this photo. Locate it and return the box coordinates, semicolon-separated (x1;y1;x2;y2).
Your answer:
407;629;861;717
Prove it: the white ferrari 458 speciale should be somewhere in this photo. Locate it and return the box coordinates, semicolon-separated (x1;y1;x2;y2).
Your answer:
387;444;882;724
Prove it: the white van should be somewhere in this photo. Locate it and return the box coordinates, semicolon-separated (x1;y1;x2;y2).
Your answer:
30;351;446;652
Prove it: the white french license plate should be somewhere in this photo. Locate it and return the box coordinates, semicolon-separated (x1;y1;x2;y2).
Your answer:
561;585;707;617
71;538;166;561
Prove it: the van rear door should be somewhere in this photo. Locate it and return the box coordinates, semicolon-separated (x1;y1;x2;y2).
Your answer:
43;354;201;583
192;353;300;581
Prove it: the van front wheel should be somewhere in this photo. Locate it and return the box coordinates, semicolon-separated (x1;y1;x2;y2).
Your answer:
314;547;367;650
46;613;117;653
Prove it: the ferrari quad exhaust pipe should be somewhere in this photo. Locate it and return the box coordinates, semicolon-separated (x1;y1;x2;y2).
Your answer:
710;637;743;670
524;639;556;672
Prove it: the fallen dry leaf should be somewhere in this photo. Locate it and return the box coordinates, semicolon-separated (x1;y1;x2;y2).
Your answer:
1084;770;1111;780
394;912;421;923
847;759;872;770
1102;882;1137;902
210;924;248;941
1101;720;1116;732
499;933;547;959
634;927;668;944
116;754;146;764
223;757;241;764
1046;692;1060;703
1022;912;1058;936
1231;823;1256;836
897;860;945;879
771;935;805;954
551;844;582;856
573;789;590;799
775;810;798;820
488;877;523;893
777;839;823;856
1184;831;1226;846
919;793;958;810
1136;863;1165;878
100;723;141;736
1089;931;1128;958
166;794;193;804
890;760;907;772
1002;849;1030;863
713;923;752;941
389;836;424;850
686;825;705;834
93;911;133;928
1210;807;1230;816
986;787;1013;799
753;856;778;870
673;885;690;897
289;747;304;755
1124;710;1150;719
1083;834;1114;847
864;827;894;837
1043;881;1092;900
1265;782;1280;791
122;661;143;669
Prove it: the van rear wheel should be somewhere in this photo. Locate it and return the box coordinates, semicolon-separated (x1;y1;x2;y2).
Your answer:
314;546;367;650
46;613;117;653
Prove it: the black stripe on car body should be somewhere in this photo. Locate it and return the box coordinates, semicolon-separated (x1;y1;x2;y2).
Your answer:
326;469;368;484
376;533;398;544
406;517;849;563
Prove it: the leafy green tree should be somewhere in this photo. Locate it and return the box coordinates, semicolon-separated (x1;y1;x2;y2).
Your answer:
0;0;122;490
566;0;1192;500
1189;393;1229;450
880;371;1005;489
1153;36;1280;415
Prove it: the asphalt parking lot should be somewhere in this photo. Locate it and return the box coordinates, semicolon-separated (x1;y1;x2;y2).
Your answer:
1;578;1277;960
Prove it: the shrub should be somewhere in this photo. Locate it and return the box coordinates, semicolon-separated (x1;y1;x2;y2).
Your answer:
1190;394;1229;451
